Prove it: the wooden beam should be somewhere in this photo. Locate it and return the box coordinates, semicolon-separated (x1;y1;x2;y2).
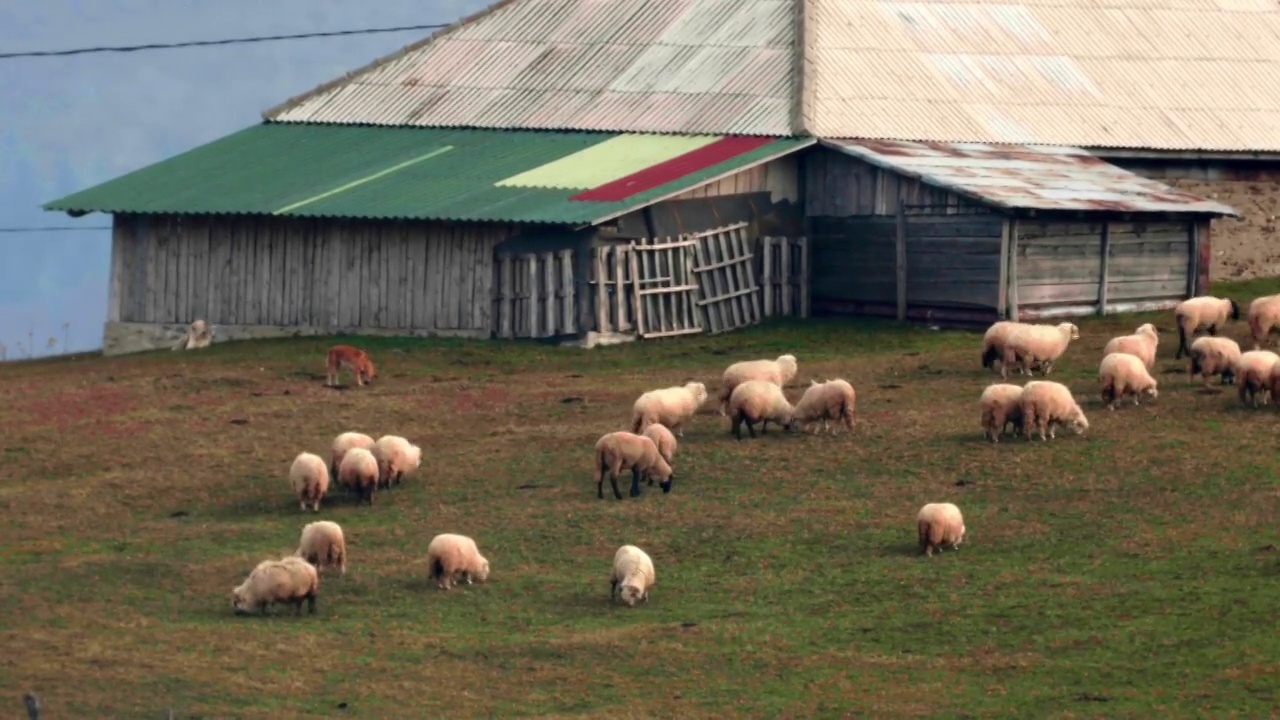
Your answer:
996;220;1010;319
1097;221;1111;315
1186;221;1199;298
1008;219;1020;321
894;199;907;321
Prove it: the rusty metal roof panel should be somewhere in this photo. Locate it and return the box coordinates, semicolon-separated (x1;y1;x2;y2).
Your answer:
822;138;1239;216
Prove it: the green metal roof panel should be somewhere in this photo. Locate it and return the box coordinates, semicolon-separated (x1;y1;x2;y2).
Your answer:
44;124;814;225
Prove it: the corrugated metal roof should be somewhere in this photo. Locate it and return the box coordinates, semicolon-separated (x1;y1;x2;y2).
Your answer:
822;138;1239;216
42;124;813;225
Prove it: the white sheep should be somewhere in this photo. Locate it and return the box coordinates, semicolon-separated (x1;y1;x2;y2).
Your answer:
330;431;375;485
426;533;490;591
1019;380;1089;441
979;383;1024;443
981;321;1033;374
338;447;379;505
296;520;347;576
1188;336;1242;388
1174;296;1240;359
1247;294;1280;350
1102;323;1160;369
640;423;677;489
630;381;708;437
716;354;798;415
593;431;674;500
1099;352;1159;410
917;503;966;557
610;544;655;607
231;556;319;616
792;378;857;435
288;452;330;513
1234;350;1280;408
372;435;421;489
727;379;795;440
172;319;212;351
1000;323;1080;380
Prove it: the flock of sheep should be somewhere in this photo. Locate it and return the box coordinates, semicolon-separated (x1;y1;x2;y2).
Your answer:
231;290;1280;617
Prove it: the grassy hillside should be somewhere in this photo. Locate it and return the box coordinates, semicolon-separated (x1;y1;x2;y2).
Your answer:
3;279;1280;718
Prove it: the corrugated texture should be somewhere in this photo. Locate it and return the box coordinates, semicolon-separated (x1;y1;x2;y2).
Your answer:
495;134;721;188
265;0;797;136
571;136;775;200
807;0;1280;150
822;138;1239;215
43;124;813;224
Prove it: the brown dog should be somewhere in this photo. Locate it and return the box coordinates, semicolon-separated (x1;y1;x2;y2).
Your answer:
325;345;376;387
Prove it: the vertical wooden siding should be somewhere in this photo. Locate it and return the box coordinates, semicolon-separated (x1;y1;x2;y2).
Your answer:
112;214;510;331
805;149;979;217
671;155;800;203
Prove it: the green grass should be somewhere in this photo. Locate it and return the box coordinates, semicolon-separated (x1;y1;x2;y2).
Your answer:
4;278;1280;718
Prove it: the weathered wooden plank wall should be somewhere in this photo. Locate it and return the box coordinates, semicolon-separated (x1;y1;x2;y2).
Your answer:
111;213;511;333
670;155;799;203
804;149;980;217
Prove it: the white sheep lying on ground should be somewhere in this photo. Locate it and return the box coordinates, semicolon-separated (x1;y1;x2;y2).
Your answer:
593;431;674;500
288;452;330;512
1019;380;1089;441
917;503;966;557
1247;293;1280;350
296;520;347;576
1102;323;1160;369
610;544;655;607
426;533;490;591
727;379;795;440
373;435;421;489
640;423;677;489
979;383;1024;443
1234;350;1280;408
1099;352;1159;410
1000;323;1080;379
631;381;708;437
1188;336;1242;388
232;556;319;616
1174;295;1240;359
792;379;856;435
338;447;379;505
716;354;798;415
330;431;375;485
981;321;1032;374
172;319;212;351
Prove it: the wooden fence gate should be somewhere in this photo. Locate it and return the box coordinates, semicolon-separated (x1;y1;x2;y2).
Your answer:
690;222;762;334
629;237;703;338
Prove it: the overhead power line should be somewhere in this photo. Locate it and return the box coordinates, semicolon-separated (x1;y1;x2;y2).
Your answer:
0;23;448;59
0;226;112;233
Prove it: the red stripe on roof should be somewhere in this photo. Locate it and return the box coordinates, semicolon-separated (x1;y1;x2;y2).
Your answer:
569;136;776;202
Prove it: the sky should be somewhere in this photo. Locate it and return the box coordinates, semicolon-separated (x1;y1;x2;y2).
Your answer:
0;0;489;358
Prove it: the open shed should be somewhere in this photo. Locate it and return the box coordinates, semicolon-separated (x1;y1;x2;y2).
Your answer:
806;139;1239;324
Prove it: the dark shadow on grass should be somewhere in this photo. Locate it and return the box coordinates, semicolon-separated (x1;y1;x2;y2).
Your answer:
880;542;924;558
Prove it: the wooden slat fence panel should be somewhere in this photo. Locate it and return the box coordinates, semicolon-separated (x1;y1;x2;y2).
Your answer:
630;237;703;339
492;250;578;339
757;236;810;319
690;222;761;334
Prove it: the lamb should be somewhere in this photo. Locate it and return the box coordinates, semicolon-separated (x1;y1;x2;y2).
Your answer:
338;447;379;505
630;381;708;437
426;533;490;591
1099;352;1159;410
296;520;347;576
329;431;375;485
372;434;421;489
1174;296;1240;359
1247;293;1280;350
610;544;656;607
1101;323;1160;369
1234;350;1280;408
288;452;330;512
791;378;856;435
231;556;319;616
593;431;674;500
172;319;212;351
999;323;1080;380
727;379;795;440
1019;380;1089;441
716;354;798;415
979;383;1024;443
981;321;1033;374
640;423;677;488
1188;336;1241;388
917;503;966;557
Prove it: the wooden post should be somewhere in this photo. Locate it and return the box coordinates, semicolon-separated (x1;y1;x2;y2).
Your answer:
559;248;575;334
798;236;810;319
895;199;907;321
780;237;793;317
1098;221;1112;315
542;251;555;336
1008;220;1020;321
1186;221;1199;298
498;255;513;339
762;238;774;317
997;221;1010;319
524;253;538;338
628;243;644;336
594;247;607;333
614;247;627;331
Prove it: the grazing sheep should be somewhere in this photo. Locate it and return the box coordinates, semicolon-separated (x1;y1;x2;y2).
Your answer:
593;431;674;500
231;557;319;616
979;383;1024;443
288;452;330;512
716;354;799;415
1102;323;1160;369
1234;350;1280;408
630;381;708;437
981;321;1033;374
426;533;490;591
296;520;347;576
1188;336;1242;388
372;435;421;489
610;545;655;607
792;378;857;435
1099;352;1159;410
1174;296;1240;359
338;447;379;505
1000;323;1080;380
640;423;677;488
727;379;795;440
330;431;375;485
917;503;966;557
1247;294;1280;350
1019;380;1089;441
172;319;212;351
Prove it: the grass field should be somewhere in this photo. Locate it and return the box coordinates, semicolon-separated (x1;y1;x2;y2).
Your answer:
4;279;1280;718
